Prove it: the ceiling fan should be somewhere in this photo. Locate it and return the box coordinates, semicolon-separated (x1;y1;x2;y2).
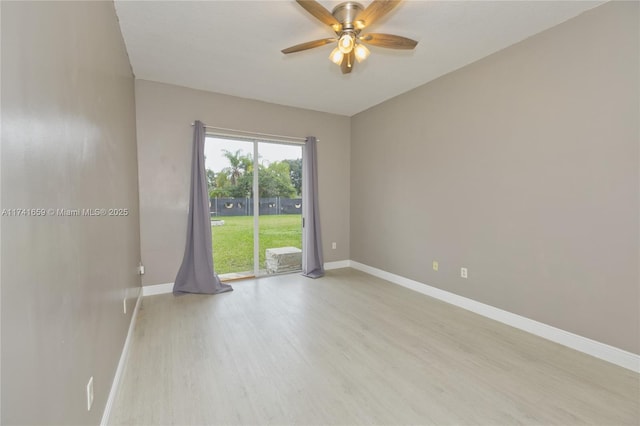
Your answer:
282;0;418;74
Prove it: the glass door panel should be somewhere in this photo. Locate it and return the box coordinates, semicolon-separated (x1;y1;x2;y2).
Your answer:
205;137;255;280
258;142;303;276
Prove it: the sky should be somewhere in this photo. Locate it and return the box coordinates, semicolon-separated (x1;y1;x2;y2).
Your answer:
204;136;302;172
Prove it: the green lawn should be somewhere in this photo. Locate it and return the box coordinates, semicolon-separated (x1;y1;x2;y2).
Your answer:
212;214;302;275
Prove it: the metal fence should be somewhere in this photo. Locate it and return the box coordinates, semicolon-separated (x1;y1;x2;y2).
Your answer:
210;197;302;217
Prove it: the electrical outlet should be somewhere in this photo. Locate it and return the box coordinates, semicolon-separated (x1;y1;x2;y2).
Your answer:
123;297;127;314
332;242;337;250
86;376;94;411
461;267;468;279
138;263;145;275
432;261;438;271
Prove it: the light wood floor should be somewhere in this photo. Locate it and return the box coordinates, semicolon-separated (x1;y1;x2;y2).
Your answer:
110;268;639;425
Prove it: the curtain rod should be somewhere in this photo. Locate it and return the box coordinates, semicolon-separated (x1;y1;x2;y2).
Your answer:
191;123;318;143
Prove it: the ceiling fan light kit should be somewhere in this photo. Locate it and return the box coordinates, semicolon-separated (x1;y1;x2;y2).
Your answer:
338;32;356;54
282;0;418;74
329;47;344;65
354;44;370;62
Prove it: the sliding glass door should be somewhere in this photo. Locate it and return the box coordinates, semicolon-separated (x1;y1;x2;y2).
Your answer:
205;137;302;280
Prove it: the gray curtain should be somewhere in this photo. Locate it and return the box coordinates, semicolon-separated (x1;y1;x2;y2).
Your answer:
173;121;233;295
302;136;325;278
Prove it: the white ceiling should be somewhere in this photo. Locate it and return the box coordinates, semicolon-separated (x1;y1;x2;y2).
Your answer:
114;0;605;116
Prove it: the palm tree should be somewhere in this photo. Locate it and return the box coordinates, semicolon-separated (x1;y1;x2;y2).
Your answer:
222;149;248;185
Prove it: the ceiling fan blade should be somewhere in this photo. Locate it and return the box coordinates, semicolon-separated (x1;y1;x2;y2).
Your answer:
282;38;337;54
296;0;341;30
341;51;355;74
360;33;417;49
356;0;401;29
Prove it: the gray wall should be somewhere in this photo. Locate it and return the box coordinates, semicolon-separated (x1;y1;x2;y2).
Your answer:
351;1;639;354
135;80;350;286
1;1;141;424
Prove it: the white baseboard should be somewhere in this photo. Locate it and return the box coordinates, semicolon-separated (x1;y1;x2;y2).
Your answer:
325;260;352;270
100;287;143;426
349;260;640;373
142;282;174;296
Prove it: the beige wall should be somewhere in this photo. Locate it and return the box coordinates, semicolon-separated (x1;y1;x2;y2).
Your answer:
1;1;140;424
351;1;639;354
135;80;350;286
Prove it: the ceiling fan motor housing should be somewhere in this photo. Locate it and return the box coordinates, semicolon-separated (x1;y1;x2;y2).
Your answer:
332;2;364;30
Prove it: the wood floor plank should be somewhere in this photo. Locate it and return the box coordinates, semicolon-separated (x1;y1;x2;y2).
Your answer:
110;268;640;425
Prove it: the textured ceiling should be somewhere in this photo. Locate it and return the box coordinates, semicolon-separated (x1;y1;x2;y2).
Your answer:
115;1;605;116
